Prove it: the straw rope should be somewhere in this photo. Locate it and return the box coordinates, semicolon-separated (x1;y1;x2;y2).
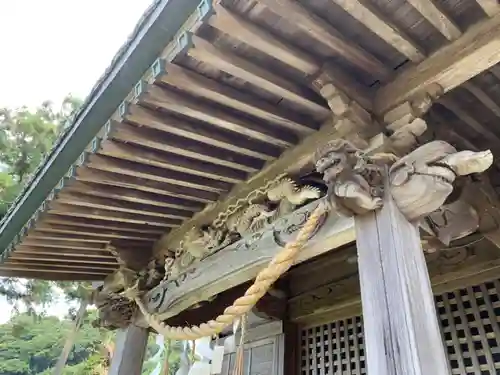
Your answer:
130;204;326;340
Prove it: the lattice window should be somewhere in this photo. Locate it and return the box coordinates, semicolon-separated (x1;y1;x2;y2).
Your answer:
301;316;366;375
436;280;500;374
301;280;500;375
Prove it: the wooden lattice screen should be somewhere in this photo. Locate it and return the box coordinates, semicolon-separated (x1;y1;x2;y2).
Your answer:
301;279;500;374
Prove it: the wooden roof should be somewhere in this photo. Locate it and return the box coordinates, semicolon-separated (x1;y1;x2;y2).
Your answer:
1;0;500;280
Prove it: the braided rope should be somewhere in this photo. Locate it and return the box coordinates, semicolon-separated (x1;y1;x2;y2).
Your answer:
133;204;326;340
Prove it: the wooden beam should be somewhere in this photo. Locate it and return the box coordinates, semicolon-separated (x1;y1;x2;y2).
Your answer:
0;264;110;276
209;4;319;75
88;154;231;194
406;0;461;41
76;168;217;204
107;121;263;173
477;0;500;17
33;224;158;242
462;81;500;118
438;97;500;145
3;259;116;272
146;201;356;320
375;12;500;114
15;247;115;258
41;215;166;235
355;193;448;374
330;0;424;62
55;192;193;220
257;0;390;80
108;326;149;375
207;3;373;109
159;114;374;248
290;239;500;325
0;269;105;281
187;34;329;116
99;140;246;184
47;203;181;228
10;253;119;266
123;105;274;164
19;239;108;251
141;85;297;147
25;233;111;243
65;181;203;212
157;62;317;134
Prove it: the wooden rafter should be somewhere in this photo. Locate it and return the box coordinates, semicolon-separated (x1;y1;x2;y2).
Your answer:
406;0;461;41
256;0;390;80
87;154;231;193
329;0;424;62
438;97;500;146
140;84;298;147
122;105;275;163
75;168;218;203
47;204;181;228
375;12;500;114
99;141;247;184
33;224;157;242
65;181;203;211
209;4;319;75
186;34;329;116
476;0;500;17
462;82;500;119
156;62;317;134
55;192;193;220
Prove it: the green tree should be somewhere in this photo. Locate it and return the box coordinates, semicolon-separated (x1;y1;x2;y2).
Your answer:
0;95;82;215
0;95;85;312
0;311;104;375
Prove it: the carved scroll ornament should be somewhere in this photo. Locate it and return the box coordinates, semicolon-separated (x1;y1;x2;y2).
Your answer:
314;139;493;222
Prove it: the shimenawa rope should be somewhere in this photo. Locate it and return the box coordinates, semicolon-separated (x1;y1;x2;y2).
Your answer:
128;204;326;340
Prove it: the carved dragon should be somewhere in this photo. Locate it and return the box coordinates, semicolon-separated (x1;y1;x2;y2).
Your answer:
178;176;320;259
225;178;321;235
160;176;321;285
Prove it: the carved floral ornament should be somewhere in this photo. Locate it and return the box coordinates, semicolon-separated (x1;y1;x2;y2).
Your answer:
314;139;493;222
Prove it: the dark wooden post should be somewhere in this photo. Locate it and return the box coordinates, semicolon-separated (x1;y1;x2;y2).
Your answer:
355;191;449;375
108;325;149;375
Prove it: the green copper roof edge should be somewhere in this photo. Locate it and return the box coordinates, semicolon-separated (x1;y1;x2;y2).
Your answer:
0;0;201;256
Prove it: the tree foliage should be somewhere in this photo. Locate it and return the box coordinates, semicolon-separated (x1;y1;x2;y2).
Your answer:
0;95;82;216
0;311;182;375
0;311;104;375
0;96;85;312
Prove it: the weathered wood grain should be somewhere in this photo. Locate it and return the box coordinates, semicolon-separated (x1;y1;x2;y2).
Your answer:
375;12;500;114
330;0;424;62
108;325;149;375
355;191;449;375
146;201;356;320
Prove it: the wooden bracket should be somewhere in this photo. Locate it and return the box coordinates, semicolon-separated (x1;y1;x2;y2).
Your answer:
382;83;444;154
312;64;379;149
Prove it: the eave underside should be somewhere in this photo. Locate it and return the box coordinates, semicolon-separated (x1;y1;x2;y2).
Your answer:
2;0;500;280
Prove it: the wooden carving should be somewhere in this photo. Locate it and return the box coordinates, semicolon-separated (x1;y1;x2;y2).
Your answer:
92;288;137;330
314;139;398;216
161;176;321;286
390;141;493;221
314;139;493;222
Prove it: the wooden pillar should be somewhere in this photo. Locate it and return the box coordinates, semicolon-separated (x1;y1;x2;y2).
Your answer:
108;325;149;375
355;191;449;375
313;139;493;375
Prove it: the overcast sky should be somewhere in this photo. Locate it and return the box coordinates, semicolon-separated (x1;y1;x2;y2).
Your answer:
0;0;153;322
0;0;153;108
